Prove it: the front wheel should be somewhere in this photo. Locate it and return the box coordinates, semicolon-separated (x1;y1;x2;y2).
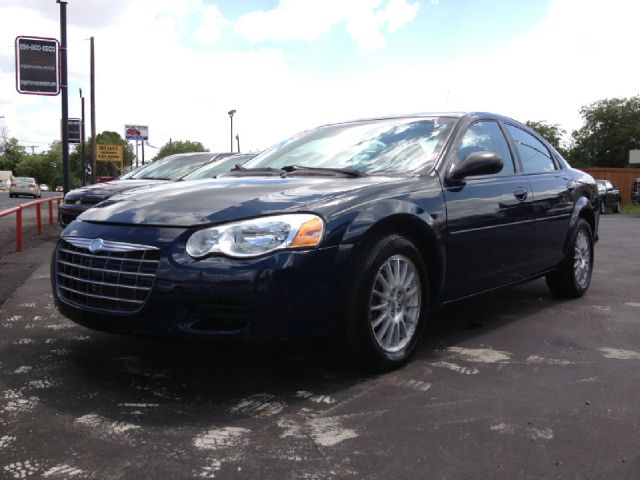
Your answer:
334;234;428;370
546;218;594;298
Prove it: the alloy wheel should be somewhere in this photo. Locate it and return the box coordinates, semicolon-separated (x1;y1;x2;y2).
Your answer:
573;229;591;289
369;254;421;353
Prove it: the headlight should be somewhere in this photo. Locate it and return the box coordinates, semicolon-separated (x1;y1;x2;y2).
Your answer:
186;214;325;259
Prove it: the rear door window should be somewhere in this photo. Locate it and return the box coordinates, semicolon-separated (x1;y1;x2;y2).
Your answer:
505;125;556;173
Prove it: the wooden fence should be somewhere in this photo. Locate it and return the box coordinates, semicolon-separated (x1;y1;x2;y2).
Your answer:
581;168;640;205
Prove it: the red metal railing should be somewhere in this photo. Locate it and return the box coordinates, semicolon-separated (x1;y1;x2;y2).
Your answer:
0;196;63;252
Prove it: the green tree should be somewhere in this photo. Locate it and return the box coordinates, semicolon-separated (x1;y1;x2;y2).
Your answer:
15;153;58;186
153;140;207;161
0;132;27;171
525;120;568;156
570;96;640;168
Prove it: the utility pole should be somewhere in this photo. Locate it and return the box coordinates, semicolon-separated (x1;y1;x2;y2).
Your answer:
90;36;96;184
80;88;86;185
228;109;236;153
26;145;37;154
57;0;70;195
235;134;240;153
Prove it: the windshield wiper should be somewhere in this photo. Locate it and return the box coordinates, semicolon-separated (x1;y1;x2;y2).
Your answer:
134;176;171;181
222;166;286;176
280;165;366;177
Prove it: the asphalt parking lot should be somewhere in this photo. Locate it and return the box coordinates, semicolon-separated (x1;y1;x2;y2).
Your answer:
1;215;639;479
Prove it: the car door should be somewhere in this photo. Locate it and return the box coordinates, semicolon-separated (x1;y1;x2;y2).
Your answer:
503;124;574;273
442;120;535;300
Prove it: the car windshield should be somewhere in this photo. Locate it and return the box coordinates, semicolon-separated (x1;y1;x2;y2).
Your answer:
131;153;215;180
120;164;150;179
183;154;256;180
244;117;456;175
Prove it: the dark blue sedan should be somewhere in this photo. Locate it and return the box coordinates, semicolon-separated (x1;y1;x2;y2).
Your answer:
52;113;599;369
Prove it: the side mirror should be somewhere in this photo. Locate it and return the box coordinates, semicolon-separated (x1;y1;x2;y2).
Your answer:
449;151;503;181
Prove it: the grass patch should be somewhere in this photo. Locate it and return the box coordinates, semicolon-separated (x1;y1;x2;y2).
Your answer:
621;203;640;215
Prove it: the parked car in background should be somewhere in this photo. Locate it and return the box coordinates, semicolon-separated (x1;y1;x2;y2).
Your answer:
40;184;50;192
631;178;640;205
53;112;598;370
180;153;258;181
58;152;233;226
118;165;147;180
596;179;621;213
55;186;63;192
10;177;41;198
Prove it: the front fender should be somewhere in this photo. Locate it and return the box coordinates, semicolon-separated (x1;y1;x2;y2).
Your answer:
338;197;448;304
340;199;435;244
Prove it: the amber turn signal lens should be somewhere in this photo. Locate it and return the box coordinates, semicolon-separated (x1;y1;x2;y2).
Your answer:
291;217;324;247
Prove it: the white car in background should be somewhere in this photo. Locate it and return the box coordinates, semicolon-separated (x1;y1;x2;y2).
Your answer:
40;184;50;192
9;177;41;198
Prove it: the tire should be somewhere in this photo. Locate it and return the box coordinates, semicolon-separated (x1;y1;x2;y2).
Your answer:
333;233;428;371
600;200;606;214
613;200;620;213
545;218;594;298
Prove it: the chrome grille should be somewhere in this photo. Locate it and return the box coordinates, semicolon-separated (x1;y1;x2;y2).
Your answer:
56;237;161;313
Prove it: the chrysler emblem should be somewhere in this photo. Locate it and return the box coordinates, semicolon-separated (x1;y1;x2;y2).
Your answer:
89;238;105;253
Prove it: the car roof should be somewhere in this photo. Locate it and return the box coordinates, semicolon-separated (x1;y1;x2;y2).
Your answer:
163;152;232;160
316;111;522;129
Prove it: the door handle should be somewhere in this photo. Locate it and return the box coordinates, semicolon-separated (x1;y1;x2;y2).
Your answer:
514;187;528;201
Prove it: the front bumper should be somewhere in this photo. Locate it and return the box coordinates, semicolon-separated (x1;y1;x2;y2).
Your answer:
58;203;93;227
52;221;352;343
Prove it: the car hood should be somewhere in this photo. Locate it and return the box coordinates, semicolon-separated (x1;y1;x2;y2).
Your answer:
65;179;169;202
77;176;404;227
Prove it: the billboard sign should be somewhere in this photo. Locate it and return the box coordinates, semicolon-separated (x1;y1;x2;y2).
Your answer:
68;118;81;144
96;144;124;162
125;124;149;141
15;36;60;95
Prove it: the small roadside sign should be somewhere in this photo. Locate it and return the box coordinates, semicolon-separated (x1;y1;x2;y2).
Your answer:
15;36;60;96
68;118;81;144
96;144;123;162
125;125;149;141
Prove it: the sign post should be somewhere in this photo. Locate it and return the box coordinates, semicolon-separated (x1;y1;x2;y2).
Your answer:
15;36;60;95
68;118;81;144
125;125;149;141
96;144;124;175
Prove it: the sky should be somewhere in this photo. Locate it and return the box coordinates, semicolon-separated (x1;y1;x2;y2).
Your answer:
0;0;639;155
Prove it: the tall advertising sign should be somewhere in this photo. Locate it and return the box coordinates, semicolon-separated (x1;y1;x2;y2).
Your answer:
125;125;149;141
68;118;81;144
15;36;60;95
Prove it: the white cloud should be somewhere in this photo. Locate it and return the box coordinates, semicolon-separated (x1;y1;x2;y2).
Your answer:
1;0;640;158
235;0;420;52
435;0;640;133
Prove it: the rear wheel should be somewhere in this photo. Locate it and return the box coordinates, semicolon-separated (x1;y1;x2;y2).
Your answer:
600;200;606;214
613;200;620;213
334;233;428;370
546;218;593;298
